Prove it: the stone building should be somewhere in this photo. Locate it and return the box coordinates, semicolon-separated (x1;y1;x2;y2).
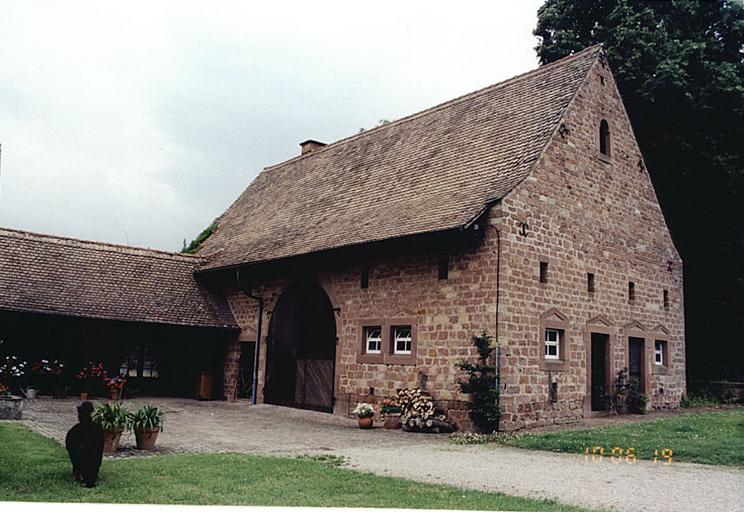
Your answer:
0;45;685;430
198;45;686;430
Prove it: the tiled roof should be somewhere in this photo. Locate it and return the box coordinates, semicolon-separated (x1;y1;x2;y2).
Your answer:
198;46;603;270
0;228;238;329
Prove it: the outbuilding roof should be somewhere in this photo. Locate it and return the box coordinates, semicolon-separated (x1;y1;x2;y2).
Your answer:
198;45;603;270
0;228;238;329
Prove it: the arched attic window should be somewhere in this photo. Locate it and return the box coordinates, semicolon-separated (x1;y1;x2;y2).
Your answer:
599;119;611;157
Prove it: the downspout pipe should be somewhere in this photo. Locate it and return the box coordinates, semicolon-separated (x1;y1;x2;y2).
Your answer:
236;269;263;405
494;227;502;431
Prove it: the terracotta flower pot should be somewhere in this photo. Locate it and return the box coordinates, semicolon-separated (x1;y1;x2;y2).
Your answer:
135;427;160;450
110;390;120;401
102;428;124;453
0;396;23;420
80;392;89;401
357;416;374;429
383;413;401;429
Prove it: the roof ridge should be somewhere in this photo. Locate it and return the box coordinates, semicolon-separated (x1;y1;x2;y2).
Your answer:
264;44;603;172
0;226;202;262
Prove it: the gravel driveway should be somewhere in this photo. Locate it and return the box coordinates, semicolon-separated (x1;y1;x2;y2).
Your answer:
19;398;744;512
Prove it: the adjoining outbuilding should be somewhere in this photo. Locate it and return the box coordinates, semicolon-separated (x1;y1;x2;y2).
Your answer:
0;228;237;398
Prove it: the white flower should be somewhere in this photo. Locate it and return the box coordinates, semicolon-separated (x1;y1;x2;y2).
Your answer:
353;403;375;417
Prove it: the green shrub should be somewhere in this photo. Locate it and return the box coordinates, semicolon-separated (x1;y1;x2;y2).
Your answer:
627;376;648;414
457;330;500;432
613;368;648;414
130;404;165;431
681;383;742;408
91;402;130;431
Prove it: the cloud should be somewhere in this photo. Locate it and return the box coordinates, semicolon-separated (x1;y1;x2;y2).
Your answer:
0;0;542;250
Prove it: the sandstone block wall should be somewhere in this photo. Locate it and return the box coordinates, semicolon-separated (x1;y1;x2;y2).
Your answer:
495;56;686;430
222;233;500;431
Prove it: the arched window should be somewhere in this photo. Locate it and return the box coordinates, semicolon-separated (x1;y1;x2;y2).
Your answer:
599;119;611;157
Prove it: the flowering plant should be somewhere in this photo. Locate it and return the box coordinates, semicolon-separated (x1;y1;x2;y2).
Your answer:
380;397;401;415
0;383;10;396
31;359;65;376
76;361;108;393
105;374;127;392
76;362;107;381
0;356;27;378
352;403;375;418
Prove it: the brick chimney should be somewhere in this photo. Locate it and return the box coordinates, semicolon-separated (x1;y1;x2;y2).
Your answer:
300;139;326;155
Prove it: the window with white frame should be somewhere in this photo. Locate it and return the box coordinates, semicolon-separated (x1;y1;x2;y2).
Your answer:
654;341;664;366
364;326;382;354
392;325;412;355
544;328;561;360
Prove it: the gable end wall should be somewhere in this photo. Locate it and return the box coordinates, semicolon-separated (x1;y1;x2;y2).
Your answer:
495;57;686;430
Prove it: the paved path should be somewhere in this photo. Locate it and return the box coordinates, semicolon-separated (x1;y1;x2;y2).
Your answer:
18;398;744;512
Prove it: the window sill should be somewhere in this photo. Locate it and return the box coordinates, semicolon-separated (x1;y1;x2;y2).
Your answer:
357;353;384;364
652;365;669;376
540;359;567;372
598;153;612;164
356;353;417;365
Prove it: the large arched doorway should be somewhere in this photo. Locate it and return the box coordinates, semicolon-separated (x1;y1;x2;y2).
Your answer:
264;282;337;412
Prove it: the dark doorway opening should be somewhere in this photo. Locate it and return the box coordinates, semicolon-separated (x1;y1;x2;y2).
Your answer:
264;282;336;412
628;337;646;393
236;341;256;399
590;333;610;411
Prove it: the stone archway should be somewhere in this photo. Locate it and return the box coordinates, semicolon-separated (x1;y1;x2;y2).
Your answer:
264;282;336;412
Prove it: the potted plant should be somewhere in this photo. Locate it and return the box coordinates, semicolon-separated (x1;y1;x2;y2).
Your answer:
76;361;107;400
380;397;402;429
0;382;23;420
130;404;165;450
352;403;375;429
0;356;26;420
92;401;130;453
104;374;127;401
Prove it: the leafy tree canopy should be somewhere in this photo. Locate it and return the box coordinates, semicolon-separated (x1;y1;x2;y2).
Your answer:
535;0;744;379
181;221;217;254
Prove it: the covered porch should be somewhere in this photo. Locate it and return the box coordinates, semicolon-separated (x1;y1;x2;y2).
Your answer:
1;309;234;399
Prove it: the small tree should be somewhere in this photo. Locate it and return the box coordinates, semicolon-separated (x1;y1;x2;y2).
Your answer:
457;330;499;432
614;368;648;414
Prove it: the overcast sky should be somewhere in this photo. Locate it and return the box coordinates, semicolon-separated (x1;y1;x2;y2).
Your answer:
0;0;544;251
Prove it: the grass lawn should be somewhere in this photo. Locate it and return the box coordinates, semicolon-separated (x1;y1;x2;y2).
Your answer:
0;423;588;511
500;409;744;466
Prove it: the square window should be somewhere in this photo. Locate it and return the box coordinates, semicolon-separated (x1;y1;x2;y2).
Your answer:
654;341;664;366
120;345;158;378
392;325;412;355
544;328;561;360
364;326;382;354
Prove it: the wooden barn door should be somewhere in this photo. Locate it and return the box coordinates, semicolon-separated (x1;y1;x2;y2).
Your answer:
265;282;336;412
